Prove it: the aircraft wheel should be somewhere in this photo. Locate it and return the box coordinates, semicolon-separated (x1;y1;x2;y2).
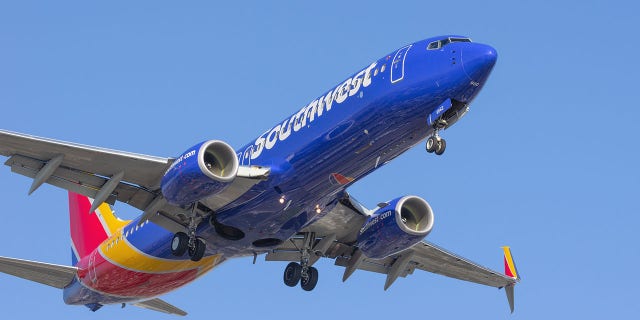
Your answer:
283;262;302;287
171;232;189;256
300;267;319;291
426;136;438;153
435;138;447;155
189;238;206;262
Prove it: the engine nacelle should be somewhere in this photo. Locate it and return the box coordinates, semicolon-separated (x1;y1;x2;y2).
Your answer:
161;140;239;206
356;196;434;259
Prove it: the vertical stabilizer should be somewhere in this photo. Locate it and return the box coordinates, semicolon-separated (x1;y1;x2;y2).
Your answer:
68;192;130;264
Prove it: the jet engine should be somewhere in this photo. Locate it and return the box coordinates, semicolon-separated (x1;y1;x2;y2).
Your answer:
161;140;239;206
356;196;434;259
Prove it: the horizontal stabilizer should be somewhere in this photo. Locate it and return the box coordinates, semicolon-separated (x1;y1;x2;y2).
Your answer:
133;298;188;316
0;256;77;288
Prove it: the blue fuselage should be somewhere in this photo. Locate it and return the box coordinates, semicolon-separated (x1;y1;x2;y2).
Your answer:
64;35;498;306
128;35;497;259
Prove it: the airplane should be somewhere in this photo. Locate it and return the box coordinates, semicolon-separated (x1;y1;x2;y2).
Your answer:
0;35;519;316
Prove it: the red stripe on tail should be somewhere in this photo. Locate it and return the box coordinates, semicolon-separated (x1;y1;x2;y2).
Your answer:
69;192;109;260
504;256;515;278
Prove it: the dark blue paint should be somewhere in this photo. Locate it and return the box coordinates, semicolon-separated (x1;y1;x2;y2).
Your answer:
428;98;452;127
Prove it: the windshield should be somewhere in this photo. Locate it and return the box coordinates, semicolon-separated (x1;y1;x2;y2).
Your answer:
427;37;472;50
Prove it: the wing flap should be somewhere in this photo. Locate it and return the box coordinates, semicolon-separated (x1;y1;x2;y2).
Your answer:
6;154;159;209
0;256;77;289
133;298;187;316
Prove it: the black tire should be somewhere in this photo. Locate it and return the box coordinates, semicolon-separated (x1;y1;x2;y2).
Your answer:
435;138;447;155
300;267;319;291
171;232;189;256
189;238;206;262
426;136;437;153
283;262;302;287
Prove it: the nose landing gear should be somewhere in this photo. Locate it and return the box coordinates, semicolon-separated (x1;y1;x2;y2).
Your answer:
426;114;448;155
426;134;446;155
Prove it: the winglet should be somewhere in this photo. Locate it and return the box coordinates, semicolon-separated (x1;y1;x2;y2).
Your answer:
502;246;519;280
502;246;520;313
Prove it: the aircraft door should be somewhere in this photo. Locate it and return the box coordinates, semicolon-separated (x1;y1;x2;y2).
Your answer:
391;45;412;83
88;251;98;285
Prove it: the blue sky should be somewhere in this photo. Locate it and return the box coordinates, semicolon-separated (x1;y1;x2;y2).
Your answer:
1;1;638;319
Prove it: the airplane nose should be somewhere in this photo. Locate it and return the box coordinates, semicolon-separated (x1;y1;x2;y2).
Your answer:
461;44;498;83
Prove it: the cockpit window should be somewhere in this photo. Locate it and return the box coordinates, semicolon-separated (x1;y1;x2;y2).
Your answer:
427;37;472;50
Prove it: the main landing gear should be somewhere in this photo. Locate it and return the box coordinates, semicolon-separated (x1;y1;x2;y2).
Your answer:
171;232;206;262
283;262;319;291
282;233;319;291
170;204;207;262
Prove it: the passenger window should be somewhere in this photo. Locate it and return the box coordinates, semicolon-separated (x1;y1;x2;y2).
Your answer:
381;65;386;72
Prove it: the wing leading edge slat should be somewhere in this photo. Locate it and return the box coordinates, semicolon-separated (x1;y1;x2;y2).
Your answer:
0;129;173;189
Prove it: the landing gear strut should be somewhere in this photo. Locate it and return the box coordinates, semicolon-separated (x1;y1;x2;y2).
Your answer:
281;233;319;291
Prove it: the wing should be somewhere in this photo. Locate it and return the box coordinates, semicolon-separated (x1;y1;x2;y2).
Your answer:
266;193;519;311
0;129;268;231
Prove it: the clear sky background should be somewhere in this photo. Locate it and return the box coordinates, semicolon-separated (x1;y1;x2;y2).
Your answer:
0;1;638;319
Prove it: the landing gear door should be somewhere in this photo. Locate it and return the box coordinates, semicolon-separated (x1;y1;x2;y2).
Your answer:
391;45;412;83
427;99;452;128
